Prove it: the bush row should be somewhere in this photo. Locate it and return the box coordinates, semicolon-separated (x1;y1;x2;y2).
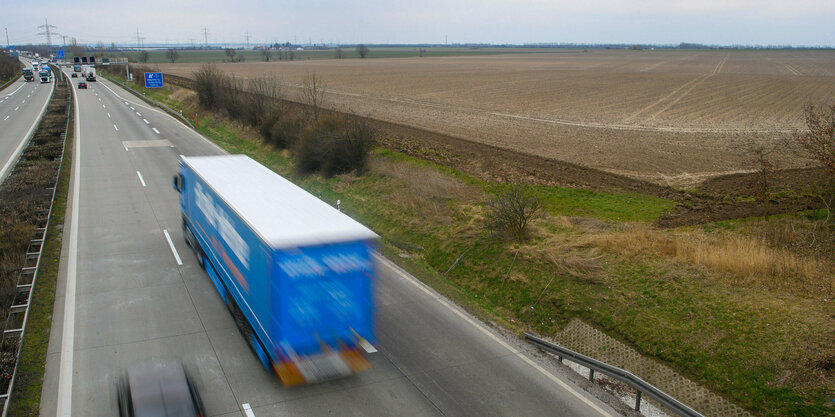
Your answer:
0;52;20;82
193;64;376;177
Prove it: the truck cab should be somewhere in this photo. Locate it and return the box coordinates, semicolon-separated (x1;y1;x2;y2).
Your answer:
22;68;34;82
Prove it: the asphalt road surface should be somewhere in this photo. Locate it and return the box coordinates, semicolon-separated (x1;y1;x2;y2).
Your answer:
39;68;622;417
0;73;54;184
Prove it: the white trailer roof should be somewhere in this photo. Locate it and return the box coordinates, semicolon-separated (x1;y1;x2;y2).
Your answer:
183;155;378;249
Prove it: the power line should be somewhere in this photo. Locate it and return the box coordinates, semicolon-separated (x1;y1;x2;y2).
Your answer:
202;27;209;47
135;28;145;49
245;32;250;49
37;18;59;48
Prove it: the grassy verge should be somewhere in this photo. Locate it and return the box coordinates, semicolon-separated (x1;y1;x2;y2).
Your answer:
7;79;72;416
132;81;834;416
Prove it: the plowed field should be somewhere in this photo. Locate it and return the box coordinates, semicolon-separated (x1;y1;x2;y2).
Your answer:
158;49;835;186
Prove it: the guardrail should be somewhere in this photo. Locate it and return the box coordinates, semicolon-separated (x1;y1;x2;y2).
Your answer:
0;75;19;92
0;67;69;417
524;332;705;417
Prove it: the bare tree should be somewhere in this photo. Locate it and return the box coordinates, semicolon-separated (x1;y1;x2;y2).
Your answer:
261;49;272;62
335;48;344;59
166;48;180;63
96;41;105;57
795;104;835;175
794;103;835;221
418;48;426;57
745;136;782;219
300;72;327;121
356;44;369;58
137;50;150;63
484;184;543;242
244;76;284;125
225;48;236;62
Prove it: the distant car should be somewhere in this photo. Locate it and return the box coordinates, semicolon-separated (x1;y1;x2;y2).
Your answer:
77;82;87;89
116;360;205;417
71;73;78;78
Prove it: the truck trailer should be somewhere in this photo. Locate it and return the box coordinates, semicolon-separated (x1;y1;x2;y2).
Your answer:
173;155;378;386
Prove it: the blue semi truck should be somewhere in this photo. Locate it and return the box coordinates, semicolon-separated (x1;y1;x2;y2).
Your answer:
173;155;378;385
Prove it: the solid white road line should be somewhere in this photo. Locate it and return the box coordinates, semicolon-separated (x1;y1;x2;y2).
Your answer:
143;119;149;124
374;255;616;417
57;71;82;417
163;229;183;266
113;124;118;131
242;403;257;417
152;128;160;134
136;171;146;187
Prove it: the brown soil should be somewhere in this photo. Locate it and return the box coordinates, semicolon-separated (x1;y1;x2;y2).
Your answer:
160;70;828;228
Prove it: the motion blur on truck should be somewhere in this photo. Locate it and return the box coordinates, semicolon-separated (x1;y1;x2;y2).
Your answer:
173;155;379;386
22;68;34;81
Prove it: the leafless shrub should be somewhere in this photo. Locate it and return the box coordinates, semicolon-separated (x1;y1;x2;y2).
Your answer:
193;64;224;110
335;48;344;59
261;49;272;62
299;72;327;122
242;76;283;126
484;184;543;242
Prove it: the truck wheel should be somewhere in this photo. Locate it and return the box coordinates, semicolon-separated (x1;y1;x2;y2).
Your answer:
229;299;271;370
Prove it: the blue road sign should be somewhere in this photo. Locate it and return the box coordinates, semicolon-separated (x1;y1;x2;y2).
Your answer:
9;46;14;50
144;72;164;88
57;50;64;59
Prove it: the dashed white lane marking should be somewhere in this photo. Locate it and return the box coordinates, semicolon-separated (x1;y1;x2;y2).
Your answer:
152;128;160;134
130;106;135;110
242;403;257;417
107;113;111;118
124;101;128;105
21;100;25;104
113;124;118;131
136;112;141;116
102;104;106;108
136;171;146;187
143;119;149;124
14;106;19;111
3;116;8;121
163;229;183;266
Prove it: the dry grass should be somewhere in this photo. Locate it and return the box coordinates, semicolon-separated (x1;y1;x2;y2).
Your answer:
592;224;835;297
369;156;481;222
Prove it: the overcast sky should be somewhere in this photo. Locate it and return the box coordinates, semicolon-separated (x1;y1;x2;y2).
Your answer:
4;0;834;47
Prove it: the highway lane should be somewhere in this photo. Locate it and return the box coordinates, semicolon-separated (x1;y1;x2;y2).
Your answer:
41;69;622;416
0;75;54;184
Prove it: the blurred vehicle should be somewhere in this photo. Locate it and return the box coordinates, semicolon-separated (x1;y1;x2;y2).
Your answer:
77;82;87;89
71;73;78;78
173;155;378;386
22;68;34;82
85;67;96;81
39;69;50;83
73;64;81;72
116;360;205;417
